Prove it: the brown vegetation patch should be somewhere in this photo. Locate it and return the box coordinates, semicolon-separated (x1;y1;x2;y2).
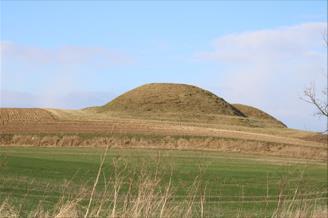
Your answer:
1;134;326;160
93;83;245;116
301;133;328;144
232;104;286;128
0;108;56;124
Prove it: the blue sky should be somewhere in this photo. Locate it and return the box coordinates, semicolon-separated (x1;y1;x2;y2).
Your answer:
0;0;327;131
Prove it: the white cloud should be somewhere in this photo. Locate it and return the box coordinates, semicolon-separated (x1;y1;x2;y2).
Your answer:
0;90;115;109
0;42;134;66
197;22;325;63
196;22;327;131
0;42;135;103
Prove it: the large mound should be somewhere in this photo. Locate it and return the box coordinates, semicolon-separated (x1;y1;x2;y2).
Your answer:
232;104;286;128
98;83;245;116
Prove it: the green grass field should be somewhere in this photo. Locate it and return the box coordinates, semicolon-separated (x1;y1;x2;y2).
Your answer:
0;146;326;217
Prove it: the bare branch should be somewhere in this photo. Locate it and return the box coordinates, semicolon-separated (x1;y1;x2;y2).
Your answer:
323;29;328;47
302;83;328;117
302;35;328;126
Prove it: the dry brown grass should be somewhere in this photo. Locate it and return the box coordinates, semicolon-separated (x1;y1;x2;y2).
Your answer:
2;111;324;148
46;108;318;140
1;172;326;218
0;108;56;124
95;83;245;117
232;104;286;128
1;190;326;218
1;133;326;160
1;102;325;161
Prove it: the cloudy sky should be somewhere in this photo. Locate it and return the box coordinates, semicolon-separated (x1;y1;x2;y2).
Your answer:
0;1;327;131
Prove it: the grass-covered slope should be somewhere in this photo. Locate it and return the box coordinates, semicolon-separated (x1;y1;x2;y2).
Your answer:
83;83;286;128
233;104;286;128
0;108;56;123
96;83;245;116
0;147;326;217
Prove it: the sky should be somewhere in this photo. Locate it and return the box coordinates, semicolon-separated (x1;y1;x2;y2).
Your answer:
0;0;327;131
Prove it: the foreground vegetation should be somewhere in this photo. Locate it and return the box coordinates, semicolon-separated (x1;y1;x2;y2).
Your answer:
0;146;326;217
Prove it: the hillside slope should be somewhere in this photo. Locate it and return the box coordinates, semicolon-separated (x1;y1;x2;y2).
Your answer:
85;83;287;128
96;83;245;116
0;108;56;123
233;104;286;128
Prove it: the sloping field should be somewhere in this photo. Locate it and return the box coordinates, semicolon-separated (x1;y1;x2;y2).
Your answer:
0;108;326;160
0;147;326;217
0;108;56;124
0;112;323;148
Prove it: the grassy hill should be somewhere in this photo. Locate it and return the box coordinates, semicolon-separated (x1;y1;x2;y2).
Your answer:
232;104;286;128
85;83;286;128
94;83;245;116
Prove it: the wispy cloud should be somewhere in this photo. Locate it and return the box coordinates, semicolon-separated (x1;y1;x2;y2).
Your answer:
196;22;325;63
0;42;134;67
0;42;135;103
0;90;115;109
195;22;327;130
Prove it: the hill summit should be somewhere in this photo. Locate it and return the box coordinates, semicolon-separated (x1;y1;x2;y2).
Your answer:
86;83;286;128
99;83;245;116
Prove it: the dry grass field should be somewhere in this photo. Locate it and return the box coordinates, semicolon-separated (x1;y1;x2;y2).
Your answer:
0;106;326;160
